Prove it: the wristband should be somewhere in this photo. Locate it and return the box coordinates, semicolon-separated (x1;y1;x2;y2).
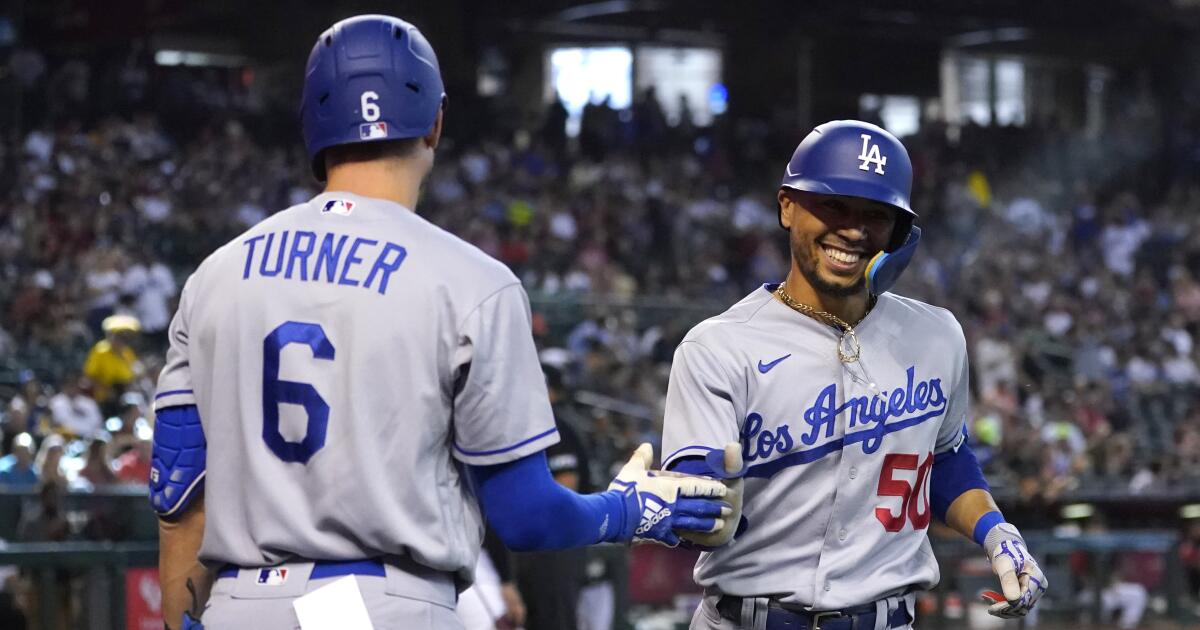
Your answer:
973;510;1005;546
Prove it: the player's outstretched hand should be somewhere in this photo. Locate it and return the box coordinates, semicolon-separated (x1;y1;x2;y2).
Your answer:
673;442;745;549
608;443;730;547
982;523;1048;618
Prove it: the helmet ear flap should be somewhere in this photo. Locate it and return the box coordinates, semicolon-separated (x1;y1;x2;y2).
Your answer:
867;226;922;295
887;213;915;252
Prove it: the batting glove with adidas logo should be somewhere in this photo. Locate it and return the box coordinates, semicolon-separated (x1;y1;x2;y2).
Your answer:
608;443;731;547
981;522;1048;618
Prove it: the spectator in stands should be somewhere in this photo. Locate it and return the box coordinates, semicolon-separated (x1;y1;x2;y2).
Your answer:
1100;558;1152;630
120;250;176;347
47;373;103;439
0;433;38;488
32;435;66;489
81;314;144;411
2;370;45;451
113;434;151;484
16;479;69;542
105;391;148;455
77;439;116;489
83;247;129;334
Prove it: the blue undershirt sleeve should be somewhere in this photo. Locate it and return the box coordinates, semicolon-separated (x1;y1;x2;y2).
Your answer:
668;457;710;476
930;440;990;523
468;451;627;551
667;456;750;545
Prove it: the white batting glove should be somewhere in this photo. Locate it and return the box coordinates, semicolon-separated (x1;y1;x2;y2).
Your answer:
674;442;745;548
608;443;730;547
982;523;1048;618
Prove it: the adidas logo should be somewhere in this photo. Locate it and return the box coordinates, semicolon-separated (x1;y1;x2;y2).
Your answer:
635;497;672;535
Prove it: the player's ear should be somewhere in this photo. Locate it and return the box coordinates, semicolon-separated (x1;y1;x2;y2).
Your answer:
777;189;794;230
424;98;446;151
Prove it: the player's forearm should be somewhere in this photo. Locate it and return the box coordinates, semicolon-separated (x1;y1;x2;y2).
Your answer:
470;452;625;551
944;488;1002;542
158;494;213;630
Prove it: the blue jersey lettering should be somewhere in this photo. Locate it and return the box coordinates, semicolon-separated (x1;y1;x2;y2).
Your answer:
241;231;406;295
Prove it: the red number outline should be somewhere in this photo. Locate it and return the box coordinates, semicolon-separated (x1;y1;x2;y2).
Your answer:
874;453;917;532
874;452;934;532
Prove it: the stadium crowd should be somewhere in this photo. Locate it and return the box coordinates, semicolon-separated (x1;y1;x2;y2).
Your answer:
1;48;1200;625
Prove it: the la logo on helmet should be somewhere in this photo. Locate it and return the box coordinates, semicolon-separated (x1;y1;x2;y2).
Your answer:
857;134;888;174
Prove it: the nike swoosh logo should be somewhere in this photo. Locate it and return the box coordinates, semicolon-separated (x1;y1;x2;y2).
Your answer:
785;163;799;177
757;354;792;374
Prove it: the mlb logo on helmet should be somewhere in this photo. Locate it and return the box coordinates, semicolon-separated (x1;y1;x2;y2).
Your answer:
322;199;355;216
359;122;388;140
256;568;289;586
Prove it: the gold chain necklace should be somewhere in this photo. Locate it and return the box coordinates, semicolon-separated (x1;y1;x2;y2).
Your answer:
773;284;863;364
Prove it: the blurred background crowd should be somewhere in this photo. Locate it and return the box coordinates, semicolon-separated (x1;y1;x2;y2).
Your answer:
2;44;1199;509
2;0;1200;628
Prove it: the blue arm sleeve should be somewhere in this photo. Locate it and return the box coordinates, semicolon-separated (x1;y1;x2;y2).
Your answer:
150;404;206;519
468;451;627;551
930;440;989;524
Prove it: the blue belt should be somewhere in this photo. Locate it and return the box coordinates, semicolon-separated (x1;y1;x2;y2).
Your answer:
217;559;386;581
717;596;912;630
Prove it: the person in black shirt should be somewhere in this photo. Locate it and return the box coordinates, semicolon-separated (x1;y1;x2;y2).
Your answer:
514;362;593;630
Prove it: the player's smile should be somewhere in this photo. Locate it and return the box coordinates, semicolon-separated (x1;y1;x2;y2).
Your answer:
779;190;895;297
817;240;867;276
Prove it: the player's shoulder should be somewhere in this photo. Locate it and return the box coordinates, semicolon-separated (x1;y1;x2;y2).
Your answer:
191;194;518;290
875;292;965;341
317;192;519;288
680;284;777;349
398;210;519;287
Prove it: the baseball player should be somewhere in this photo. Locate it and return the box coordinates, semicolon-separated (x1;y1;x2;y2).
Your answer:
662;120;1047;629
149;15;730;630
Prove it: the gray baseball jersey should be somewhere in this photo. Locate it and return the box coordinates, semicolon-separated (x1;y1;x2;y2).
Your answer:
661;284;969;610
154;192;559;583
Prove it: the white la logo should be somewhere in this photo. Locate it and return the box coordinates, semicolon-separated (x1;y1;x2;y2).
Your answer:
857;133;887;174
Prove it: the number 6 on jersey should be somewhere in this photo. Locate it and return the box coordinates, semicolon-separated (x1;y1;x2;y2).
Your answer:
262;321;335;464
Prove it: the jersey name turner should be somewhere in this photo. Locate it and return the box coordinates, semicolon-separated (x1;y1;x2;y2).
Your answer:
241;229;407;295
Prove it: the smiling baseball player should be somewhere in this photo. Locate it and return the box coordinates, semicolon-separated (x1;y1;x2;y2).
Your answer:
149;15;729;630
662;120;1047;629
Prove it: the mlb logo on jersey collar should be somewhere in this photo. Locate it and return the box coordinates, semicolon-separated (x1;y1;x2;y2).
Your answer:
322;199;355;216
257;568;289;586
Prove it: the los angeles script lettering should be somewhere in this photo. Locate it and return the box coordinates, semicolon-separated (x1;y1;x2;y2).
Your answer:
742;366;946;460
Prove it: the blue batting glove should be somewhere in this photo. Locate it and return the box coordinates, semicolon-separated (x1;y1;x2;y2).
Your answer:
608;443;729;547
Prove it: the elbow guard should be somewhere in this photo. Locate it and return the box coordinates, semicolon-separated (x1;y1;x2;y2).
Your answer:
930;439;989;523
150;405;207;519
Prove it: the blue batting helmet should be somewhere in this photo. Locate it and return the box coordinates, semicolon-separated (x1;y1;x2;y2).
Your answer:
300;15;446;181
780;120;915;252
